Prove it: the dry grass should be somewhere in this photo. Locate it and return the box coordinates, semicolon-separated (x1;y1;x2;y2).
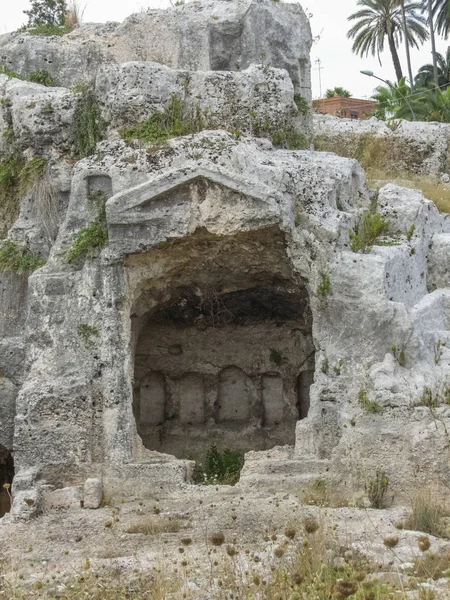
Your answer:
414;551;450;579
367;171;450;214
65;0;86;27
404;491;448;537
33;168;60;241
124;516;183;535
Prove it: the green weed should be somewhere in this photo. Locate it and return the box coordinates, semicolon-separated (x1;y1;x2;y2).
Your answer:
192;445;244;485
0;241;45;273
366;469;389;509
359;389;383;414
350;212;390;253
72;87;104;157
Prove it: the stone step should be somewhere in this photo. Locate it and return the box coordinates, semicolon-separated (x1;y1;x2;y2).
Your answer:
240;458;331;478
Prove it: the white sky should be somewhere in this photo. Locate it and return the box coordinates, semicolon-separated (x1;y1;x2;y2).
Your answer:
1;0;448;99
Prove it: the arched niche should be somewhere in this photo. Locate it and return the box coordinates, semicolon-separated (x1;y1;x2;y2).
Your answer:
216;366;252;423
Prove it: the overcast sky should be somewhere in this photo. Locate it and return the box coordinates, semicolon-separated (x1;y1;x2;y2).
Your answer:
2;0;448;99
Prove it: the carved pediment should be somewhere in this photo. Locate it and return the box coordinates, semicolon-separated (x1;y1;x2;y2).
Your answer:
106;166;283;256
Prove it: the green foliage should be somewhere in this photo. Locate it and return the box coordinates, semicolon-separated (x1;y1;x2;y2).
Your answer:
18;157;48;195
0;153;25;236
373;76;450;124
24;23;73;35
0;65;23;80
366;469;389;509
192;445;244;485
392;344;407;367
269;348;283;365
271;129;308;150
406;224;416;242
349;212;389;253
415;48;450;90
359;389;383;414
294;93;310;115
347;0;428;82
77;323;100;347
0;241;45;273
121;94;200;146
23;0;67;27
316;272;331;297
28;70;57;86
66;219;108;264
333;359;344;376
72;87;104;157
325;87;351;98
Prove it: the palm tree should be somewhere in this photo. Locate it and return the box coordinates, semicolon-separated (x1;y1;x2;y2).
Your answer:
425;0;440;88
348;0;429;82
395;0;415;89
415;47;450;87
432;0;450;37
325;87;352;97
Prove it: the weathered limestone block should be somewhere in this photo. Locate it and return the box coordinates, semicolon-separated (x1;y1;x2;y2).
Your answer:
0;0;312;95
0;377;16;452
97;62;301;136
83;478;102;509
41;486;83;510
428;233;450;289
314;114;450;175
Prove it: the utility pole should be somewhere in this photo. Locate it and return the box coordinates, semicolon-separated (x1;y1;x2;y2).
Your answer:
315;58;323;98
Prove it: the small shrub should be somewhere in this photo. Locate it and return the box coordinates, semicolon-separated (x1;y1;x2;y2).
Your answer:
359;389;383;414
284;526;296;539
366;470;389;509
72;87;105;157
383;535;399;548
349;212;389;253
210;531;225;546
192;445;244;485
28;70;57;86
0;241;45;273
303;517;319;534
418;535;431;552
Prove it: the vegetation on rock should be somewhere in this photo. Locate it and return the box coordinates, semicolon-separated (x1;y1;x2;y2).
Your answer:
192;444;244;485
72;87;105;157
0;240;45;273
121;94;204;146
350;211;390;253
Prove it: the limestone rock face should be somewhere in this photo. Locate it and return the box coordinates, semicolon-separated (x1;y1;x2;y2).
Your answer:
314;114;450;175
0;0;312;96
2;0;450;519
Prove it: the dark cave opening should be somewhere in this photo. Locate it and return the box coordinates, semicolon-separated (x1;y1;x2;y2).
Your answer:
0;446;14;518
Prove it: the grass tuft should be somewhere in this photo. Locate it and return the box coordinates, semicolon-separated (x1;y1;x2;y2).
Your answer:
350;212;389;253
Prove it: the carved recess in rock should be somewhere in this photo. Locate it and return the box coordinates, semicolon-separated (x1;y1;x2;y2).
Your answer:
130;227;315;459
